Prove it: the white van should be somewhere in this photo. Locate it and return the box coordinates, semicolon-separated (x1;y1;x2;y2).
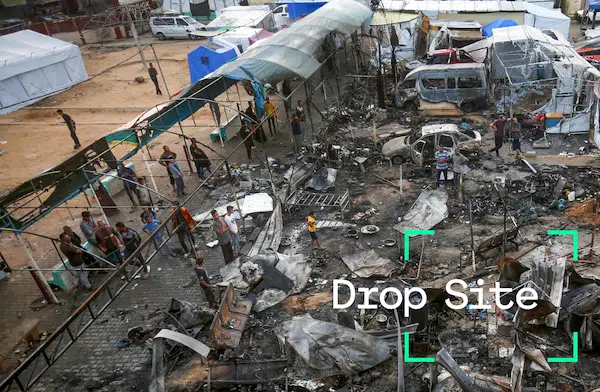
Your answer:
150;15;207;40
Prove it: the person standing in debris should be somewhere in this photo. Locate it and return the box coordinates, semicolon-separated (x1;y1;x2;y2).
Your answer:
209;101;221;126
452;148;470;190
510;117;522;158
434;145;450;188
195;256;217;308
59;233;92;290
171;203;196;258
148;63;162;95
117;163;139;211
57;109;81;150
282;80;292;114
116;222;149;279
94;220;124;265
291;115;303;156
168;159;185;196
489;114;506;158
296;100;306;140
189;138;212;180
265;97;278;136
211;210;234;264
306;211;320;248
224;206;240;257
245;101;267;144
240;120;253;160
143;215;175;257
159;146;177;192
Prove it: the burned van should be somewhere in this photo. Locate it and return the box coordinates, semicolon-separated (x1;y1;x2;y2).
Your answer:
395;63;488;112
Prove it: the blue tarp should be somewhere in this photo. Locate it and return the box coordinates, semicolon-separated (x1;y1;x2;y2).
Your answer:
482;19;518;37
188;44;237;84
277;1;327;19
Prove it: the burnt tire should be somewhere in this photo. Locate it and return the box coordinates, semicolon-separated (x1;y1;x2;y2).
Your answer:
461;101;476;113
392;156;405;165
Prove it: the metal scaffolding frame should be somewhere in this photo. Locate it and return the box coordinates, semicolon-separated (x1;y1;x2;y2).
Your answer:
80;1;152;45
0;25;362;391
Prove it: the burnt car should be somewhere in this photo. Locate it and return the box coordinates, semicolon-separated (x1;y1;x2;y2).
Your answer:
381;124;482;166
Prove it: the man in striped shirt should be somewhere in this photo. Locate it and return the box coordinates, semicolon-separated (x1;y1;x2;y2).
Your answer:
434;145;450;188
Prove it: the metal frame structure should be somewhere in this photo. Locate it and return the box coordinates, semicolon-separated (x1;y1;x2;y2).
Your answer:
0;23;363;391
80;1;152;45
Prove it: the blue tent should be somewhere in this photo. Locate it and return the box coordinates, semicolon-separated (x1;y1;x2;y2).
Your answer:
187;43;237;84
482;19;518;37
276;0;328;19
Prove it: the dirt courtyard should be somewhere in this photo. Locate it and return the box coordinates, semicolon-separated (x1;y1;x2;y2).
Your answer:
0;40;254;271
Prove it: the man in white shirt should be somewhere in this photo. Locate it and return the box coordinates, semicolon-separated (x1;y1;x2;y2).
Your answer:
224;206;240;256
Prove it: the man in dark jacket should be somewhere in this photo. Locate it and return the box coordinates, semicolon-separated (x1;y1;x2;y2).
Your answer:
148;63;162;95
57;109;81;149
59;233;92;290
195;256;217;308
240;121;253;160
116;222;149;279
189;139;212;180
245;101;267;144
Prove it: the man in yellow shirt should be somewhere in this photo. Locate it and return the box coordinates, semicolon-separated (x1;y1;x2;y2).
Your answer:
305;211;320;248
264;97;277;136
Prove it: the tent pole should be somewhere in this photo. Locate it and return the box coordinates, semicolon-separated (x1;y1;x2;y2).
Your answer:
151;44;171;98
143;149;159;198
127;12;147;69
18;234;59;304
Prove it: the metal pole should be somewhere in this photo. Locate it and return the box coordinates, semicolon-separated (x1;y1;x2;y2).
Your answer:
150;44;171;98
143;149;159;198
469;200;475;271
303;83;316;145
88;182;110;224
127;12;147;69
18;234;59;304
225;161;247;235
393;307;405;392
589;194;599;258
177;120;194;172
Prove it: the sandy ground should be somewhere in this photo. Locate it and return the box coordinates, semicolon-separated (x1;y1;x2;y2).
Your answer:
0;40;255;270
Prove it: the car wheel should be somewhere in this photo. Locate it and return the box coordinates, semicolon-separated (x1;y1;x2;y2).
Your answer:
188;33;196;40
157;33;166;41
404;101;417;112
392;156;405;165
461;101;475;113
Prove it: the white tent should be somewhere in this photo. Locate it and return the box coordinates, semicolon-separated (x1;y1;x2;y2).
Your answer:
0;30;88;115
524;3;571;39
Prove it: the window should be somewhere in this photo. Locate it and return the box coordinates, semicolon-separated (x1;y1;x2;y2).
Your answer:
163;18;175;25
152;18;164;25
458;77;483;89
273;6;284;13
439;134;454;148
432;55;449;64
176;18;188;26
447;77;456;89
401;79;416;89
183;16;198;25
422;78;445;90
422;135;436;158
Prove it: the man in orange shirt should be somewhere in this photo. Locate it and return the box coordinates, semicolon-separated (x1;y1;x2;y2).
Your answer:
172;203;196;258
265;97;277;136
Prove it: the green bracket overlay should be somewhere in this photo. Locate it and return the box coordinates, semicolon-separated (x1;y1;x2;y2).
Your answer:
404;332;435;363
547;230;579;261
403;230;435;261
547;332;579;363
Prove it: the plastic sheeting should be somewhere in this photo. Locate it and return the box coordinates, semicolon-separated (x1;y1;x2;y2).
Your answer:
211;0;372;83
394;190;448;233
275;315;392;374
482;19;518;37
523;3;571;39
305;168;338;191
340;249;395;278
0;30;88;114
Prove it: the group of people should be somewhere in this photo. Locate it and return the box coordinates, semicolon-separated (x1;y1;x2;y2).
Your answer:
434;146;470;189
211;206;240;265
117;164;153;212
238;97;308;160
489;114;522;158
157;142;213;197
